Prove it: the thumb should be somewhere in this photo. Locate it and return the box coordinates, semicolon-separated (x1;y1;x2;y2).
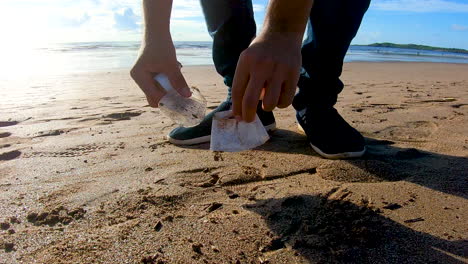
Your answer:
166;70;192;98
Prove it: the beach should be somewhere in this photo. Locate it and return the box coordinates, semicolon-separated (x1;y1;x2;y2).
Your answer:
0;62;467;263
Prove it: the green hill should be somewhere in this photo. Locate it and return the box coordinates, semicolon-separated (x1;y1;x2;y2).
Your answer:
363;43;468;54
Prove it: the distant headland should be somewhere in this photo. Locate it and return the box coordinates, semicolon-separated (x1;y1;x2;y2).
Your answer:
360;42;468;54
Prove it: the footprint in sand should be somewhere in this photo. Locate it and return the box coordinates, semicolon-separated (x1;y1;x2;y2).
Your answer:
420;98;457;103
36;117;81;123
77;116;100;123
451;104;467;109
33;128;77;138
100;96;118;101
0;132;12;138
102;111;143;121
407;98;458;104
351;104;405;114
373;121;438;142
23;142;119;158
0;150;21;161
0;121;19;127
167;166;224;188
317;160;405;183
26;206;86;227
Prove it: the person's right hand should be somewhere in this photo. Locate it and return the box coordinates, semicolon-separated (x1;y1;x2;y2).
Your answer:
130;39;191;107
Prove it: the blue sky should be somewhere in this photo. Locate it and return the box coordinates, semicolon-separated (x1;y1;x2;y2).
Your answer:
0;0;467;49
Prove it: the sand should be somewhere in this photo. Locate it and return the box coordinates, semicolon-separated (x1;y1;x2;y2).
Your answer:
0;62;467;263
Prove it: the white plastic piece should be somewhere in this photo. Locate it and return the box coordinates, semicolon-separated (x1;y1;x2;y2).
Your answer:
154;73;206;127
210;110;270;152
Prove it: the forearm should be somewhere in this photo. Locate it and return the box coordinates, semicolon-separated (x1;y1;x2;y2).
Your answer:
142;0;173;45
262;0;313;42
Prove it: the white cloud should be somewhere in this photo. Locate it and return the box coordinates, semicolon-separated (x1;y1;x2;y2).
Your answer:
0;0;271;43
0;0;142;43
172;0;203;18
170;19;210;41
452;24;468;31
62;13;91;27
371;0;468;13
114;8;140;31
253;4;266;12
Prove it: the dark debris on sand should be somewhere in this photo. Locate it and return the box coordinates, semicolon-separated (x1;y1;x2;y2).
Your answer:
206;202;223;213
192;243;203;254
2;242;15;252
0;222;11;230
140;253;167;264
382;203;402;210
26;206;86;227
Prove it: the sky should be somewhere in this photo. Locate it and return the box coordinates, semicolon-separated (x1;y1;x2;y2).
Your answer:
0;0;467;49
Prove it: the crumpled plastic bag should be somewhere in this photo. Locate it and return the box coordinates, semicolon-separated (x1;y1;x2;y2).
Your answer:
210;110;270;152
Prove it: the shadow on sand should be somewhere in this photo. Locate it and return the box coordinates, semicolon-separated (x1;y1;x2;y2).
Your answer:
245;195;467;263
258;129;468;199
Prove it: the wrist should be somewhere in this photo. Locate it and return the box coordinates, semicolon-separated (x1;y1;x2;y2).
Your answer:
256;30;303;47
143;31;172;47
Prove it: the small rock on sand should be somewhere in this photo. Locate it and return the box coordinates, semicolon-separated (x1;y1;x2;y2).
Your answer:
0;222;11;230
3;242;15;252
404;217;424;223
154;221;163;232
207;202;223;213
382;203;402;210
192;243;203;254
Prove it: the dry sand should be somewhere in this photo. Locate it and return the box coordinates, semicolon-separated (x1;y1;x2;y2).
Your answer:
0;62;467;263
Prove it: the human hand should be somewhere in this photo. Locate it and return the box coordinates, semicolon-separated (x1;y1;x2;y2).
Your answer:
130;39;191;107
232;32;302;122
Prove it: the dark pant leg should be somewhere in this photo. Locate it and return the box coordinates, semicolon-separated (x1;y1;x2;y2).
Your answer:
199;0;256;96
293;0;371;110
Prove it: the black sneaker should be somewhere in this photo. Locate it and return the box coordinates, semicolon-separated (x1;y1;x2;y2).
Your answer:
296;107;366;159
168;101;276;145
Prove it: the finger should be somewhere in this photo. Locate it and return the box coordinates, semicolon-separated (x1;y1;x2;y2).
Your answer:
232;57;250;119
166;69;191;98
277;80;297;108
277;69;299;108
131;69;166;107
242;75;265;123
262;76;282;112
149;79;167;107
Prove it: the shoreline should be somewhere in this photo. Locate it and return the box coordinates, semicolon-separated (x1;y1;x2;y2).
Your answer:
0;61;468;82
10;61;468;79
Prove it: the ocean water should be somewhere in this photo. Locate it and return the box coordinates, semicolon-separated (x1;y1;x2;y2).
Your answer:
1;41;468;78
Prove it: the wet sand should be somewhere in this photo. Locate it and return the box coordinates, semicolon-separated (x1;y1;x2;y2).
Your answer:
0;62;467;263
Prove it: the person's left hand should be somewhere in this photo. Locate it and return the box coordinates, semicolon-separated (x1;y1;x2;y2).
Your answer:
232;32;302;123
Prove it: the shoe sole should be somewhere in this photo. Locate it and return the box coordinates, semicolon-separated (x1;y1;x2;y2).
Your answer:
168;123;277;146
297;123;366;159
